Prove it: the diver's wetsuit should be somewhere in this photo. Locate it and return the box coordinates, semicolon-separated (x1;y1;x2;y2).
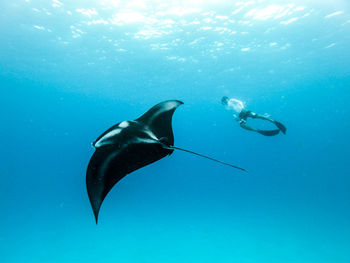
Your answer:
238;109;286;136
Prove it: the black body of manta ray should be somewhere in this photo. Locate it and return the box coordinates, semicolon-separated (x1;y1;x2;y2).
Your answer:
86;100;246;223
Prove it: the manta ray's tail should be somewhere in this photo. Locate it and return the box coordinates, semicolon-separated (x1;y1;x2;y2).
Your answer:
171;146;247;172
168;145;247;172
157;138;247;172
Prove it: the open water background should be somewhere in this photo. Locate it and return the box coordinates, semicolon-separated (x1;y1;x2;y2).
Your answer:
1;0;350;262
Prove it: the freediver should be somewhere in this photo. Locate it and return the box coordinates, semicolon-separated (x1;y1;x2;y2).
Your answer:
221;96;286;136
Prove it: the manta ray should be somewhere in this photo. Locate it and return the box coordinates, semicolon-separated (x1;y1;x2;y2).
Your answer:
86;100;246;223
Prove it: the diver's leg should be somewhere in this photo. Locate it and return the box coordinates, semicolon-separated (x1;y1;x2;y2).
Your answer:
257;129;280;136
251;112;287;134
251;112;274;122
241;121;280;136
240;121;258;132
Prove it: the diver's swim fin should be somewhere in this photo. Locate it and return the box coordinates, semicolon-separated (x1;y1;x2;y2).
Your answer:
274;121;287;134
257;129;280;136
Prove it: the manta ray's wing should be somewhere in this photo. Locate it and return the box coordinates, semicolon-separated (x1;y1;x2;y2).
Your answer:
87;141;169;223
136;100;184;146
86;100;183;223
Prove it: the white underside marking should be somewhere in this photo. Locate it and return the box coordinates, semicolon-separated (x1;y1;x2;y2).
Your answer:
119;121;129;128
95;128;122;147
144;129;158;140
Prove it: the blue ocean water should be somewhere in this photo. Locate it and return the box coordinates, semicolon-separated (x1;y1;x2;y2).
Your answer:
1;0;350;262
